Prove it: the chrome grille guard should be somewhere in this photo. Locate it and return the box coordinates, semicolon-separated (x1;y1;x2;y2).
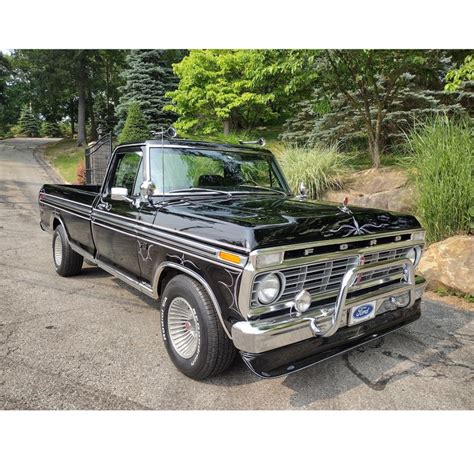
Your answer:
306;257;415;338
231;257;424;354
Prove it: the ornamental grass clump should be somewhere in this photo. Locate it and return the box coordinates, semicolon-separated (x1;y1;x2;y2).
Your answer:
277;144;350;199
406;117;473;243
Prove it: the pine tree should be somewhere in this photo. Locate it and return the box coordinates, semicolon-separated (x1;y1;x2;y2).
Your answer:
115;50;185;135
40;120;61;137
118;101;150;144
19;105;39;137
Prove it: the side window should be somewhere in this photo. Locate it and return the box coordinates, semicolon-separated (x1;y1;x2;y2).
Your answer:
111;152;142;196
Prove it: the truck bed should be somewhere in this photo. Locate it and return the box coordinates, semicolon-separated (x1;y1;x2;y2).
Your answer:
39;184;100;254
41;184;101;206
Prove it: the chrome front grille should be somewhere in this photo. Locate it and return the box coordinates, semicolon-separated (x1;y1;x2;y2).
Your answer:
357;248;411;284
251;246;415;307
363;247;412;264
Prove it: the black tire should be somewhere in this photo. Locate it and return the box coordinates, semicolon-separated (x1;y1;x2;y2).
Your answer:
160;274;236;380
52;225;83;277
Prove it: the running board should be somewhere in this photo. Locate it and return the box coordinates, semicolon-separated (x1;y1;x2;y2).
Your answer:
69;242;156;299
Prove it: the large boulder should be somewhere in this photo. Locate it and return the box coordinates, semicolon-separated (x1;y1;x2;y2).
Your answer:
418;235;474;295
323;167;416;212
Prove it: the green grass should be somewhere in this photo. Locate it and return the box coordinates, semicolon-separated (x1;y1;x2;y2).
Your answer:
435;286;474;303
276;144;351;199
42;139;84;184
406;117;473;243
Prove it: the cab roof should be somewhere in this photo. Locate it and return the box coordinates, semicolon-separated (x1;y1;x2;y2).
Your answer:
116;137;273;155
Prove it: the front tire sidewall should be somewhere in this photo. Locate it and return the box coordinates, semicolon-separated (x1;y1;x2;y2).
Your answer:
160;278;212;379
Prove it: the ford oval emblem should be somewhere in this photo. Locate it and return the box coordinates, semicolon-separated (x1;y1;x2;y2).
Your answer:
353;304;374;319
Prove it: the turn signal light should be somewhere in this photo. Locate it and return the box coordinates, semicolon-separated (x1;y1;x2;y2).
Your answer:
218;251;241;265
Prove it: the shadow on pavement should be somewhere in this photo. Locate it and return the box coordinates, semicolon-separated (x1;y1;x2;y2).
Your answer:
203;300;473;406
280;301;473;407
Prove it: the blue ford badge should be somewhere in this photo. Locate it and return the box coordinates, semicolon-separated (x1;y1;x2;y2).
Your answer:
353;304;374;319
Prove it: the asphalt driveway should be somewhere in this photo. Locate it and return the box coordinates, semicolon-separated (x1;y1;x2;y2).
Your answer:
0;138;473;409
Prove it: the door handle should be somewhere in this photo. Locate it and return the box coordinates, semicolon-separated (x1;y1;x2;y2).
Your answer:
97;202;112;211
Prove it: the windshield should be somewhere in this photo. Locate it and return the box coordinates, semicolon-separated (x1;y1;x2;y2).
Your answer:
150;147;288;195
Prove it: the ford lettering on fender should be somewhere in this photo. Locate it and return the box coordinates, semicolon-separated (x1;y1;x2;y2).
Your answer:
38;136;427;380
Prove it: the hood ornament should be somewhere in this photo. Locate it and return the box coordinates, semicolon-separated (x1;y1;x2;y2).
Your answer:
339;196;352;214
298;182;307;200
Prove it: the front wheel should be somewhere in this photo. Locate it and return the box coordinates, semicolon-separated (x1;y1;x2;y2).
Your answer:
52;225;83;277
160;274;236;380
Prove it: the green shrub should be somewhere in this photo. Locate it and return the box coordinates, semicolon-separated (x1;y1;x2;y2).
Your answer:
118;101;150;144
276;144;351;199
406;117;473;243
9;124;23;137
40;121;61;138
58;121;73;138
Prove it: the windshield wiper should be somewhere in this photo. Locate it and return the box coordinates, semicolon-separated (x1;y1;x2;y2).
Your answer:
237;185;288;196
166;187;233;198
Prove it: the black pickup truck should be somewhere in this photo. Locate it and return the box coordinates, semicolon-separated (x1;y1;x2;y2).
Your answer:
38;137;427;379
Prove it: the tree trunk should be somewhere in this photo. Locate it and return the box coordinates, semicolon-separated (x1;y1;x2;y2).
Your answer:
69;100;75;138
372;141;381;168
87;87;98;141
363;113;382;169
77;59;87;146
223;119;230;136
105;55;111;128
372;109;384;169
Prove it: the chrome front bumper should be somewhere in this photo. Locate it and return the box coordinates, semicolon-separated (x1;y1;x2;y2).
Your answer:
232;259;426;354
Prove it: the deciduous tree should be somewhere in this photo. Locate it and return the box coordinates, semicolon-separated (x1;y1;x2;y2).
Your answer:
283;50;469;167
166;49;318;135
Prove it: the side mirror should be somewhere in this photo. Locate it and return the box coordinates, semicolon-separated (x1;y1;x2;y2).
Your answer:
111;187;130;201
140;180;156;201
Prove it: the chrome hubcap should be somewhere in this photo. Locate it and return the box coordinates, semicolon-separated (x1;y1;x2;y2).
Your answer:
54;233;63;266
167;297;199;359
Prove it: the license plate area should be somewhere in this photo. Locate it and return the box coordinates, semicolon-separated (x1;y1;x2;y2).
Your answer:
348;301;376;326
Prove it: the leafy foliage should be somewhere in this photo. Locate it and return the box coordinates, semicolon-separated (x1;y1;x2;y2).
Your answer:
166;50;318;135
115;50;185;135
282;50;471;167
276;144;350;199
445;55;474;92
406;117;473;243
0;52;12;136
2;50;128;144
18;105;39;137
118;101;149;144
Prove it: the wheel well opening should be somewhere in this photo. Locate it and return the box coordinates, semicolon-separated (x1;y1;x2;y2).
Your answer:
157;267;181;297
52;218;61;230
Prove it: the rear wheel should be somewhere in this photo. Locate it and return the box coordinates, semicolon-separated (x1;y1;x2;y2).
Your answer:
160;274;236;380
52;225;83;277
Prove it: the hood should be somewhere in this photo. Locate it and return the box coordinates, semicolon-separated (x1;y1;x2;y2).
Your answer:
155;195;421;252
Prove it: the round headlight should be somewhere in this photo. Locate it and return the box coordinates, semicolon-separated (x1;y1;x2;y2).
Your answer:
406;246;420;266
256;273;282;304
